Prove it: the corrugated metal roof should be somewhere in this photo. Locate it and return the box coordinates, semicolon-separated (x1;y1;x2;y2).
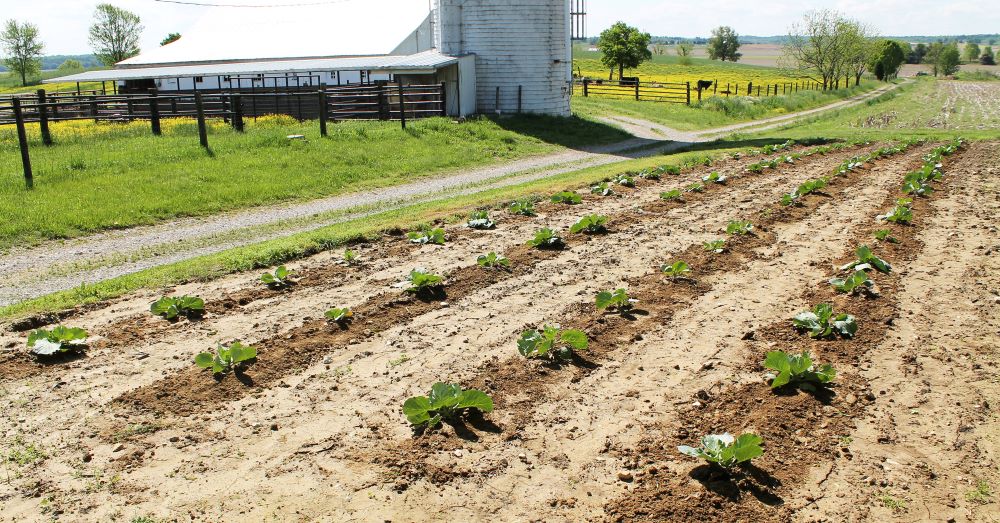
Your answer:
119;0;433;66
45;51;460;83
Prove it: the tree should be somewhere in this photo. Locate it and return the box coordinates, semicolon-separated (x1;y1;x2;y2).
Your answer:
0;19;44;87
783;10;859;90
57;59;83;72
924;42;943;75
964;42;981;63
840;20;876;86
89;4;143;66
868;40;905;81
982;46;996;66
160;32;181;46
676;42;693;65
938;44;961;76
707;26;742;62
908;43;928;64
597;22;652;81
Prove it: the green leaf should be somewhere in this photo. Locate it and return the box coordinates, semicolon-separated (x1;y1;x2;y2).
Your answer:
456;390;494;413
731;433;764;463
560;329;589;350
402;396;432;425
260;273;276;284
428;382;462;410
194;352;215;369
595;291;614;310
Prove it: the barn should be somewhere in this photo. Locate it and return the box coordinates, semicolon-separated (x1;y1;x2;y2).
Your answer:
48;0;586;117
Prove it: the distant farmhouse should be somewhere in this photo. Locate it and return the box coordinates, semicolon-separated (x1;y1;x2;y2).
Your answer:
49;0;588;117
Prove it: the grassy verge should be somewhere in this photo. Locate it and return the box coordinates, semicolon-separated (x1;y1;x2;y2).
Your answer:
0;142;772;320
739;78;1000;141
0;113;628;250
572;81;881;131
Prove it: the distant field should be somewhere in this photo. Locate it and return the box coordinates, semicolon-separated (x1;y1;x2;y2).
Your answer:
0;70;104;95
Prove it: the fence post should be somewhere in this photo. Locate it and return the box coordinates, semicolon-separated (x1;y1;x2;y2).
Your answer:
36;89;52;146
12;98;33;189
195;92;209;148
232;94;244;132
697;84;702;103
318;83;328;137
748;82;752;96
149;90;162;136
713;80;717;95
686;82;691;105
440;82;447;117
583;78;589;97
398;82;407;130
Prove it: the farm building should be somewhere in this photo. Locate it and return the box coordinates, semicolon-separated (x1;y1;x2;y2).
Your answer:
48;0;585;117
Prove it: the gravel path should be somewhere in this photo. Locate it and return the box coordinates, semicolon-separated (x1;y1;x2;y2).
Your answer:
0;82;902;306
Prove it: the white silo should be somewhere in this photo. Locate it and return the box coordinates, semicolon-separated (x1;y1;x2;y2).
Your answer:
434;0;574;116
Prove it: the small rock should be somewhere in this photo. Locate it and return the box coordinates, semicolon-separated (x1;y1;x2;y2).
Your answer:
322;355;333;365
617;471;634;482
270;423;279;431
453;450;463;458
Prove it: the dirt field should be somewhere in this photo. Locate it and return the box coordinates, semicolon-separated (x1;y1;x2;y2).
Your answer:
1;139;998;522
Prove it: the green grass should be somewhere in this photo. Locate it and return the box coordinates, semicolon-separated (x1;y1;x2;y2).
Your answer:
573;81;880;131
572;48;801;85
0;70;104;95
0;114;628;250
0;141;773;320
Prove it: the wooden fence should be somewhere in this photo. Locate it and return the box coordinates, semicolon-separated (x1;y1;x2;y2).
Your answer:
2;83;446;189
573;78;828;104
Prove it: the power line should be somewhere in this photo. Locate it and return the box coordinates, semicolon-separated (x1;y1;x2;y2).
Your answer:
152;0;354;7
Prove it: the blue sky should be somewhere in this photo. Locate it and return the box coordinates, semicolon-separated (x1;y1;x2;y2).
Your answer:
4;0;998;55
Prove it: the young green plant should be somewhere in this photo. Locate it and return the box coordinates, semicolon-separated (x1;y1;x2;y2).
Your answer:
596;288;637;314
764;350;836;391
517;325;588;362
261;265;294;288
195;342;258;375
792;303;858;339
402;382;494;429
27;326;88;357
678;433;764;470
150;296;205;320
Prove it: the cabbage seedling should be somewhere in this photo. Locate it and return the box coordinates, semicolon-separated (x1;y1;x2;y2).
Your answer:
764;350;836;391
687;182;705;193
517;325;588;361
510;199;536;216
570;214;608;234
27;326;88;357
407;227;446;245
195;342;257;375
702;172;727;184
261;266;294;288
726;220;754;235
404;268;444;294
150;296;205;320
661;261;691;280
679;433;764;470
402;382;494;429
637;168;662;180
596;288;637;313
550;191;582;205
467;211;495;230
477;252;510;269
878;198;914;224
342;249;358;265
591;182;615;196
841;245;892;274
830;270;875;295
613;173;636;187
660;189;683;201
704;239;726;253
793;303;858;339
874;229;898;243
325;307;353;324
527;228;564;249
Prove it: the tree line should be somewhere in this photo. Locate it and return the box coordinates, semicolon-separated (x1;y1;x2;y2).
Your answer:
1;3;181;87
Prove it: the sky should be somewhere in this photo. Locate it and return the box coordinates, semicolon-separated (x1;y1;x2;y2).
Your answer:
2;0;997;56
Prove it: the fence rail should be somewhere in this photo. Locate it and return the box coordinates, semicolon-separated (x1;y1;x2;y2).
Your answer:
572;78;828;104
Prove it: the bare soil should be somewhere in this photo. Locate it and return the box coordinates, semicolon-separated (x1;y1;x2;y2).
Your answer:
1;141;997;522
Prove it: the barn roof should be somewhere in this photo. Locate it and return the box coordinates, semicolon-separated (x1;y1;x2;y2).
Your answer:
44;51;459;83
119;0;434;66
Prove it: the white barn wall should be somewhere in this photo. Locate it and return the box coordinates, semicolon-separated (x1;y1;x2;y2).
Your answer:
435;0;572;116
